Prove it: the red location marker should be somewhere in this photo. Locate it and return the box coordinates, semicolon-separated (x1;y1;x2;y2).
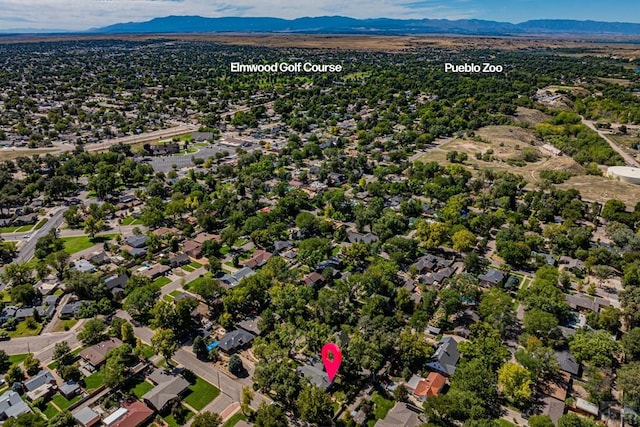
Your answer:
321;343;342;382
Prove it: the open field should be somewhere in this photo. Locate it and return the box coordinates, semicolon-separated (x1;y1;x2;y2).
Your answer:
1;34;640;56
415;124;640;204
0;148;58;161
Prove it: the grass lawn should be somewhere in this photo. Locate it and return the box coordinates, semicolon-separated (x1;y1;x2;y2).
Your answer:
8;319;43;338
182;265;195;272
52;318;78;333
121;217;143;226
34;219;46;230
62;234;117;254
163;407;193;427
0;225;22;233
53;289;64;296
141;344;156;359
15;224;35;233
43;402;59;419
153;276;171;287
163;295;173;302
52;393;81;410
84;371;104;391
220;246;230;255
9;354;28;365
188;261;202;268
496;420;516;427
185;276;208;290
127;378;154;399
367;392;394;427
183;377;220;410
223;413;247;427
169;290;181;298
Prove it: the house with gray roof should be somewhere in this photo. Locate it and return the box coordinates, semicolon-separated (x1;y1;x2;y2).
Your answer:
426;336;460;377
374;402;426;427
218;329;256;354
23;370;55;393
142;372;190;412
556;350;581;377
0;390;31;420
73;259;96;273
478;268;505;287
296;362;331;391
126;235;147;249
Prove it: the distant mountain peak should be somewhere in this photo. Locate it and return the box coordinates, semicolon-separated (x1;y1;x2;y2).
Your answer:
91;15;640;36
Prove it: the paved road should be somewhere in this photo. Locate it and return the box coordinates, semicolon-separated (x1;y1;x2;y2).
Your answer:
84;123;198;153
583;118;640;167
1;327;81;358
146;143;258;173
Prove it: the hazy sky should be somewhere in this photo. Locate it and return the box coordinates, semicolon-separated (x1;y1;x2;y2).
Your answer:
0;0;639;31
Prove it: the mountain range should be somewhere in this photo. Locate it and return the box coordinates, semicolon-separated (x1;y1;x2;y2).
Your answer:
91;16;640;36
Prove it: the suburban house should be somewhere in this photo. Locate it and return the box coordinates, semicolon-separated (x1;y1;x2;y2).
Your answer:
73;259;96;273
477;268;505;287
80;338;124;369
60;300;90;319
556;350;582;377
374;402;426;427
105;273;129;297
73;407;100;427
142;370;190;412
23;370;56;400
240;249;272;269
303;272;325;288
405;372;447;401
59;382;81;399
237;315;262;336
218;267;255;288
346;231;379;244
426;336;460;377
296;362;331;391
105;399;154;427
169;253;190;268
218;329;256;354
139;264;171;281
414;255;454;274
182;240;203;259
126;235;147;249
0;390;31;420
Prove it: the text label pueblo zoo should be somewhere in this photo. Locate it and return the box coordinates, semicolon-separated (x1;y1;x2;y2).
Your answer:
230;62;343;73
444;62;504;73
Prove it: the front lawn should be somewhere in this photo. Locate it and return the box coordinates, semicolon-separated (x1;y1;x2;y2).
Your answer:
181;265;195;272
62;234;117;254
52;393;81;410
121;217;143;226
183;377;220;410
367;392;394;427
84;371;104;391
163;406;193;427
8;319;43;338
152;276;171;287
52;318;78;333
223;413;247;427
188;261;202;268
169;290;182;298
141;344;156;359
9;354;28;365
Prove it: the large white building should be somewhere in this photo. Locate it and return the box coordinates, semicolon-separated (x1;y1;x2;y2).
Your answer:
607;166;640;185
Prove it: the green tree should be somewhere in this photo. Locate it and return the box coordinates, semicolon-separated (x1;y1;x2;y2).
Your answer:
241;385;254;415
83;215;104;240
452;229;476;253
569;329;621;367
297;237;332;267
5;364;24;384
497;362;532;407
191;411;222;427
416;220;448;249
296;385;334;426
619;362;640;407
4;413;46;427
529;415;555;427
229;354;243;376
523;308;559;340
0;350;10;372
53;341;73;366
1;262;33;287
151;328;178;364
23;353;40;377
254;401;287;427
121;322;135;344
622;327;640;361
47;410;77;427
193;336;208;360
77;318;107;345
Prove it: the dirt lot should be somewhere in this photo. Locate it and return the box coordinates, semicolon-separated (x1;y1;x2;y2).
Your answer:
416;124;640;204
512;107;550;126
